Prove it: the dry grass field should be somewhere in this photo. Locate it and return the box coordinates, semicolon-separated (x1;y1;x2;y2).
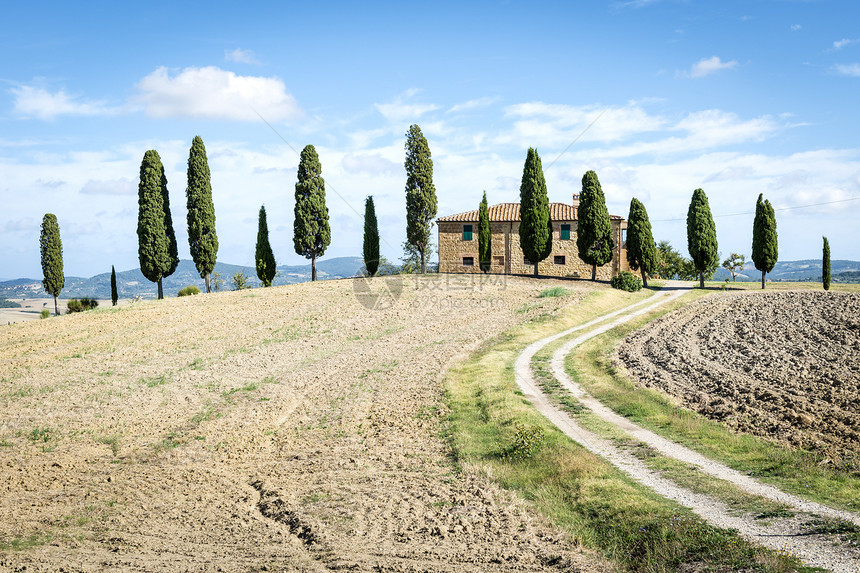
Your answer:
0;275;609;572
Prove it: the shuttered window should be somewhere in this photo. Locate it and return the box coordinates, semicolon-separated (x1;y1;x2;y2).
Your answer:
463;224;473;241
561;224;571;240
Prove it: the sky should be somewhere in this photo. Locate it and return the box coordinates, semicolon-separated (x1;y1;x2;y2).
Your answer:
2;0;860;280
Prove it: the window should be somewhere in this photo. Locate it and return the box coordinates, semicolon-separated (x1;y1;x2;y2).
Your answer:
493;256;504;267
554;255;566;265
463;224;473;241
524;257;533;265
621;229;628;244
462;256;474;266
560;224;571;240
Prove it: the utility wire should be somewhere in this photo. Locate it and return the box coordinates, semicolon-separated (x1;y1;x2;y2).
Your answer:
651;196;860;222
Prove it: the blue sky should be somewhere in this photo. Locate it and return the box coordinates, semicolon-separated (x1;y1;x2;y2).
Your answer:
2;1;859;279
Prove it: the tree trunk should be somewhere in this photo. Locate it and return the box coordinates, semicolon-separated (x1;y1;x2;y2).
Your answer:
204;273;211;293
53;295;59;316
311;254;317;281
591;264;597;281
420;249;426;274
641;268;648;288
157;278;164;300
533;262;539;278
761;270;766;290
699;272;705;289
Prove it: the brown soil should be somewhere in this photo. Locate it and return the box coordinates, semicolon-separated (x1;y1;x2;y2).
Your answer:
618;291;860;459
0;275;608;572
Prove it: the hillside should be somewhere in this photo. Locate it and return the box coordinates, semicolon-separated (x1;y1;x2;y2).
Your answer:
715;259;860;283
0;257;365;299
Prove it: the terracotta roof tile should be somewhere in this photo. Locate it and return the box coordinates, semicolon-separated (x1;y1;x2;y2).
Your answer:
437;202;622;222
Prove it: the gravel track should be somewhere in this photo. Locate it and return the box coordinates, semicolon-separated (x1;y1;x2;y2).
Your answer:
515;285;860;572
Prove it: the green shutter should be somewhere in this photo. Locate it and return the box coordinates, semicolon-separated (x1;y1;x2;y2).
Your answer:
463;224;473;241
561;224;570;240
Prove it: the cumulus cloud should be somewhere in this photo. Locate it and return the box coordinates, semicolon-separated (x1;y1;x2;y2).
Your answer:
3;217;35;233
833;38;858;50
341;153;400;175
688;56;738;78
80;178;137;196
375;90;440;122
225;48;260;64
790;24;802;31
833;63;860;77
448;97;499;114
11;86;119;120
133;66;302;121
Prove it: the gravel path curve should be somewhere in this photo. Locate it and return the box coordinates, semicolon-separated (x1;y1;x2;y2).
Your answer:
514;285;860;572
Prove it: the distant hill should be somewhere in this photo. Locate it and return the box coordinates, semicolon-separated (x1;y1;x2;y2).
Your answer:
0;257;365;300
714;259;860;283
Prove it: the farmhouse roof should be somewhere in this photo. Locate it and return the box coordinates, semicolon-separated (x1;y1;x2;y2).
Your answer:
437;202;622;222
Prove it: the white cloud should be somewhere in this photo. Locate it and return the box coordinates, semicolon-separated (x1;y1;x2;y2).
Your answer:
833;38;858;50
341;153;400;175
133;66;302;121
790;24;802;32
80;178;137;196
374;91;440;122
225;48;260;64
448;97;499;114
688;56;738;78
11;86;119;120
833;63;860;77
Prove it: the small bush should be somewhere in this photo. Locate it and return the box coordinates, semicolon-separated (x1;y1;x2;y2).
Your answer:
177;285;201;297
39;309;50;319
610;271;642;292
538;287;569;298
501;423;545;461
66;298;98;313
232;271;251;291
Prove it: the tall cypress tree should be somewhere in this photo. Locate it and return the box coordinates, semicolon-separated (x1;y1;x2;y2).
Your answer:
110;265;118;306
751;193;778;290
577;170;614;280
823;236;831;291
478;191;491;273
293;144;330;281
363;196;380;277
404;124;437;274
518;148;552;278
256;205;276;287
686;188;718;288
186;136;218;293
39;213;64;316
137;149;178;300
626;198;657;288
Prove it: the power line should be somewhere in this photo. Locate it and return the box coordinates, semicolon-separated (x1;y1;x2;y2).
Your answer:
651;196;860;222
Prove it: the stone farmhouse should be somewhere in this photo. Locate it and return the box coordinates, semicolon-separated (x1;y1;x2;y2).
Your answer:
437;194;629;279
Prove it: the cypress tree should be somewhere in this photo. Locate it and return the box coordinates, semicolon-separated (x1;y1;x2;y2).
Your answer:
823;236;831;291
137;149;178;299
626;198;657;288
518;148;552;278
39;213;64;316
404;124;437;274
256;205;276;287
478;191;491;273
751;193;778;290
363;196;380;277
186;136;218;293
293;144;330;281
110;265;118;306
686;188;718;288
577;170;614;280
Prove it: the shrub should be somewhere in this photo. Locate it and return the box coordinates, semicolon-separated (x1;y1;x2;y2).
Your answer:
66;298;98;313
232;271;251;291
501;423;545;461
177;285;201;297
538;287;569;298
611;271;642;292
39;309;50;319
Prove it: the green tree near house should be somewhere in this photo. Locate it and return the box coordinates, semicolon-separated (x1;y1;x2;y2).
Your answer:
518;148;552;278
294;145;331;281
110;265;118;306
137;149;178;300
39;213;64;316
478;191;492;273
577;170;614;281
363;196;380;277
751;193;778;289
186;136;218;293
823;236;831;291
686;188;718;288
404;124;437;274
256;205;276;287
625;198;657;288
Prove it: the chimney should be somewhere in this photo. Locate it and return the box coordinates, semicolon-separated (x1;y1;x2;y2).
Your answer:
572;193;580;219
